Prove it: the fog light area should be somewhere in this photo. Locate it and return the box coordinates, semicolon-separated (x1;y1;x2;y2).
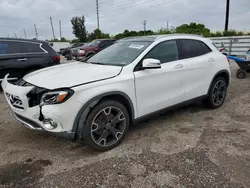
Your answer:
43;118;57;130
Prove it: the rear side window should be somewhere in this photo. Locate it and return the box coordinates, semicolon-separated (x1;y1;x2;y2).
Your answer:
144;40;179;63
22;42;44;53
0;41;21;54
179;39;212;59
0;41;45;55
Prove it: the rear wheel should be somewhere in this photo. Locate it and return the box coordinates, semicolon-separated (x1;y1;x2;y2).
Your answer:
80;100;130;151
236;69;247;79
203;76;227;109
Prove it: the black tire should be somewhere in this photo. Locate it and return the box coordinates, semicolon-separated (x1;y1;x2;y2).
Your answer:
236;69;246;79
79;100;130;151
203;76;227;109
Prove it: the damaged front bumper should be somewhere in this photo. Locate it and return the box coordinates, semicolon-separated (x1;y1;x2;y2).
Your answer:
1;74;80;140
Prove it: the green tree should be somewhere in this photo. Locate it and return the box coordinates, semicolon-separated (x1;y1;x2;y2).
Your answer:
60;37;68;42
175;22;210;36
50;38;60;42
71;15;87;42
87;29;110;41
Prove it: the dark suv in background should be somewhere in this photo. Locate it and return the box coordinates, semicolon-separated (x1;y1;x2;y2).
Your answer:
76;39;116;60
0;38;60;83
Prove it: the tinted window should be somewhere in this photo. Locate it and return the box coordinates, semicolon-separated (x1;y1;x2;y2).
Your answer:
22;42;44;53
144;40;178;63
179;39;211;59
99;40;114;48
0;41;22;54
199;41;212;54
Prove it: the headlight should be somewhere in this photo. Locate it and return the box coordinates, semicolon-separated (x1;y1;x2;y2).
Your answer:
40;89;74;105
79;50;85;54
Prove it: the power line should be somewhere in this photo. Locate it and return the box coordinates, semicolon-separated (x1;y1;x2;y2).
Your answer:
225;0;230;31
23;29;27;39
34;24;38;39
50;16;56;40
96;0;100;30
59;20;62;39
143;20;147;35
99;0;178;21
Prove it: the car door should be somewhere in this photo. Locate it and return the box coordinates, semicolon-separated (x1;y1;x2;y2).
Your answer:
178;39;214;100
0;40;30;81
133;40;186;117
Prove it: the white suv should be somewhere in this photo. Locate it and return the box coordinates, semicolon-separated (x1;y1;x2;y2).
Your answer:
1;34;230;151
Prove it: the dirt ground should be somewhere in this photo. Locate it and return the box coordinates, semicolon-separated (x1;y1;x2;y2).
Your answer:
0;61;250;188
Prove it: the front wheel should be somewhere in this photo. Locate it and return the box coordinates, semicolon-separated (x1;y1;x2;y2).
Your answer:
80;100;130;151
203;76;227;109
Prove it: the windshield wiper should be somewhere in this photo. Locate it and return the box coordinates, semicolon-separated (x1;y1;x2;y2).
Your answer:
88;62;106;65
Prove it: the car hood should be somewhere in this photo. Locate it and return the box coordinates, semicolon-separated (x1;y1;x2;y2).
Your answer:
23;62;122;89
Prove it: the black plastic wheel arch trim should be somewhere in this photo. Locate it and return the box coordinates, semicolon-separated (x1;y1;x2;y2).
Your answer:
207;70;230;94
71;91;135;138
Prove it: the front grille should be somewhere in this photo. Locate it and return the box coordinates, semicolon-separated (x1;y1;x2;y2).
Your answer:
6;93;24;110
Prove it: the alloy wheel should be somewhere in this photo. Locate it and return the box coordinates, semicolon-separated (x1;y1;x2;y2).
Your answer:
212;80;226;106
90;106;126;147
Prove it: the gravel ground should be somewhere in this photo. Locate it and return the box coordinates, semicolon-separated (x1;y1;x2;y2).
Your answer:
0;61;250;188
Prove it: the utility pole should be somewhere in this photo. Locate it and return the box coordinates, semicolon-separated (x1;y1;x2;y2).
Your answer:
167;20;169;31
225;0;230;31
23;29;27;39
14;33;17;38
96;0;100;30
50;16;56;40
143;20;147;35
59;20;62;39
34;24;38;39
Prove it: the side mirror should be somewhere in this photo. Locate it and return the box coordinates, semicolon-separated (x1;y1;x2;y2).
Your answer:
142;58;161;69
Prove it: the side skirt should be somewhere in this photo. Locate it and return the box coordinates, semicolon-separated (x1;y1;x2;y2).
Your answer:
133;95;208;124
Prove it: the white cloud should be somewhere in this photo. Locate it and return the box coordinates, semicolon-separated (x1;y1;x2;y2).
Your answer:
0;0;249;40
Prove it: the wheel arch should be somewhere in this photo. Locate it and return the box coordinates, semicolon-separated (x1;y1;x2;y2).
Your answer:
72;91;135;140
207;70;230;94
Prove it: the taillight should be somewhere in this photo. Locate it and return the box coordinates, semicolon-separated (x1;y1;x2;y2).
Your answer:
52;55;60;63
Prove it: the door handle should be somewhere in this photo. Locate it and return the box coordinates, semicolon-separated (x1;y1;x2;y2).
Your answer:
17;58;27;61
208;58;214;62
174;64;184;69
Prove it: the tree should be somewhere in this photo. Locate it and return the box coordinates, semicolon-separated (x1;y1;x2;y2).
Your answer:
175;22;210;36
71;16;87;42
49;38;60;42
87;29;110;41
60;37;68;42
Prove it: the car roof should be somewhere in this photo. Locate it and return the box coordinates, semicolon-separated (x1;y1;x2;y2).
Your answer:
0;38;49;44
119;34;205;42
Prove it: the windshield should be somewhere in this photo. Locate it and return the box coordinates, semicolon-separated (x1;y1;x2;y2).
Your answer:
86;41;151;66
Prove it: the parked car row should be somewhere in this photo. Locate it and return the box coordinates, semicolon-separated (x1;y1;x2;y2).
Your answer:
60;39;116;61
1;34;230;152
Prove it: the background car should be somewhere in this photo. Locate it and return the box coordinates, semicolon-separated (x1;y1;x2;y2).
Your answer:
0;38;60;83
69;43;89;60
76;39;116;60
59;43;85;56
